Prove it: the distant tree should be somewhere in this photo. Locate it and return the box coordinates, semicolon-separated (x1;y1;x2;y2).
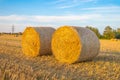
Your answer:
115;28;120;39
86;26;101;38
18;32;22;35
117;28;120;32
103;26;115;39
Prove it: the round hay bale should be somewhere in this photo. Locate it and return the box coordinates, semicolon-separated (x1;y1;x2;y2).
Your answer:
22;27;55;57
52;26;100;64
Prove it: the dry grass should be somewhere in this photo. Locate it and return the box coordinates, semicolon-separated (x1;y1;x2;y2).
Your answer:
0;35;120;80
100;39;120;52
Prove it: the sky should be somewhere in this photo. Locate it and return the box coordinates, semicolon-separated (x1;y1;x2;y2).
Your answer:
0;0;120;34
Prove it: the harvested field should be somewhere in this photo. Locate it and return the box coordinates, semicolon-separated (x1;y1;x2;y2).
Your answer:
0;35;120;80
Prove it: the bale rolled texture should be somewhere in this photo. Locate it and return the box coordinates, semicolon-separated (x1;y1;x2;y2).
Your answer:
22;27;55;57
52;26;100;64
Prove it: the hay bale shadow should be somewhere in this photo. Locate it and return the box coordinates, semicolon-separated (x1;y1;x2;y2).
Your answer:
94;52;120;63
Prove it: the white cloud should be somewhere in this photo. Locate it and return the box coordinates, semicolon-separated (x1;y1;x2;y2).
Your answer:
0;15;27;21
0;14;101;23
0;14;101;32
51;0;97;9
58;4;78;9
0;13;120;26
0;12;120;33
82;6;120;10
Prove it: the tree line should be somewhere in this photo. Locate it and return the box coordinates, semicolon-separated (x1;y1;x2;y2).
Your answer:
86;26;120;39
0;26;120;39
0;32;22;37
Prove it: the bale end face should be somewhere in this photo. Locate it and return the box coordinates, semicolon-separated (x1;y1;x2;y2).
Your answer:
52;26;82;64
22;27;40;57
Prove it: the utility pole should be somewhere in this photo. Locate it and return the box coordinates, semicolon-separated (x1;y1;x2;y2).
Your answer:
12;25;14;34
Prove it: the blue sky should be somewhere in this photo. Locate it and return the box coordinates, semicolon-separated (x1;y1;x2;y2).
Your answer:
0;0;120;34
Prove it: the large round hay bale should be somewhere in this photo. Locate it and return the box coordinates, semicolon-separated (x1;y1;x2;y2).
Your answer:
52;26;100;64
22;27;55;57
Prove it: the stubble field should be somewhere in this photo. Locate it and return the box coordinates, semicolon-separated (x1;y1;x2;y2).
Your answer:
0;35;120;80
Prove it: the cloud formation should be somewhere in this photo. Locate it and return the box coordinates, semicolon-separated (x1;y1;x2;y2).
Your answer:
82;6;120;10
0;14;101;22
52;0;97;9
0;4;120;33
0;14;101;32
0;12;119;33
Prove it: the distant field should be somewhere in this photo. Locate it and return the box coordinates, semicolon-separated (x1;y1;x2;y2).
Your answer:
100;39;120;52
0;35;120;80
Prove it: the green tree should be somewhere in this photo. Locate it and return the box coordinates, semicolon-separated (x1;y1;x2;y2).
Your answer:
103;26;115;39
115;28;120;39
86;26;101;38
